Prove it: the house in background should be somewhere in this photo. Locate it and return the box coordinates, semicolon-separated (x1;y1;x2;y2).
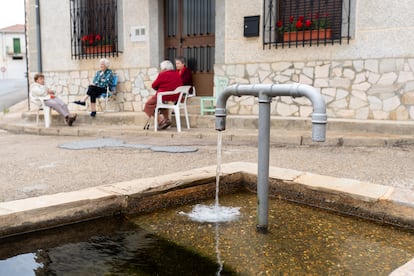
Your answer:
0;24;26;79
25;0;414;121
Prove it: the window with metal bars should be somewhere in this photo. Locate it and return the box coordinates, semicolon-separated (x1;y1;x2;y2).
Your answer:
263;0;352;48
70;0;119;59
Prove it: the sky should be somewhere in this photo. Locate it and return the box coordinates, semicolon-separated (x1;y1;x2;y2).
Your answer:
0;0;25;29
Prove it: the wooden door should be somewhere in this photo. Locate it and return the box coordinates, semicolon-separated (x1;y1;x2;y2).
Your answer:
164;0;215;96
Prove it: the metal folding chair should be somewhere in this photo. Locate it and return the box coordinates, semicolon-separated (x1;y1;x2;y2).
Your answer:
97;73;119;112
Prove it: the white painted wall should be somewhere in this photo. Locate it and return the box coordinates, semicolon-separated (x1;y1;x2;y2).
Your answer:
30;0;414;75
0;32;26;79
222;0;414;64
37;0;156;72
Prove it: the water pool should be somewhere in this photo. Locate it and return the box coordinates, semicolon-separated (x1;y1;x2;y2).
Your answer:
1;192;413;275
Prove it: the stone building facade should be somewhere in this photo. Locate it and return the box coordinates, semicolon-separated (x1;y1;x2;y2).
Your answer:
26;0;414;121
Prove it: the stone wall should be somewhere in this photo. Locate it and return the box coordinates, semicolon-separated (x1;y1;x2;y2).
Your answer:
42;67;159;112
214;58;414;120
42;56;414;121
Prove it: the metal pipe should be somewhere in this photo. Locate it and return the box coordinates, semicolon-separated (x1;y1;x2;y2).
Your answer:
257;92;271;232
215;83;327;232
24;0;31;110
216;83;327;140
35;0;42;73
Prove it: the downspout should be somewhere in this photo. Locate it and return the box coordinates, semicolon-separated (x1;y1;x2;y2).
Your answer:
24;0;30;110
35;0;42;73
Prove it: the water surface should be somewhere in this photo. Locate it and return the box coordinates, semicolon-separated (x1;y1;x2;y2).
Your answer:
1;192;414;275
132;192;414;275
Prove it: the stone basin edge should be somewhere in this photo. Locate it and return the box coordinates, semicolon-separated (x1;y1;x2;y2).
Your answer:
0;162;413;236
0;161;413;239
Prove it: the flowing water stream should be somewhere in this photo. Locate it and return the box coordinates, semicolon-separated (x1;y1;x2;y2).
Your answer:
179;132;240;224
178;132;241;275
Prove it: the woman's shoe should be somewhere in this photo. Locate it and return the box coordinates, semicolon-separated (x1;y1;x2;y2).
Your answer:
90;111;96;117
67;113;77;126
74;100;86;106
158;119;171;130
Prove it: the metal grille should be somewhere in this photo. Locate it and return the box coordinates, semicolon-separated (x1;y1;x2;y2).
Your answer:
166;0;178;37
182;0;215;36
263;0;351;48
70;0;118;59
165;0;215;73
166;47;215;73
183;46;214;72
166;47;178;63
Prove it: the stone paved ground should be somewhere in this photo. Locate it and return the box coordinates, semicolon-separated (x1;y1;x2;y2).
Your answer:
1;129;413;203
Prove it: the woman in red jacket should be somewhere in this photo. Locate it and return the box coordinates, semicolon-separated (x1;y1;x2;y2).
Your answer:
175;56;193;94
144;60;183;130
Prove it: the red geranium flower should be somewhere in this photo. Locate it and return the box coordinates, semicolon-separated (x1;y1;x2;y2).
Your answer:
277;14;330;32
277;20;283;28
81;34;103;46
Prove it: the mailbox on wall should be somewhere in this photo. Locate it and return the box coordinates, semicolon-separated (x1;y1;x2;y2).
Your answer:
244;15;260;37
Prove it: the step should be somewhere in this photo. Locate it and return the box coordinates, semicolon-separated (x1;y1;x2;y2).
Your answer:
19;111;414;136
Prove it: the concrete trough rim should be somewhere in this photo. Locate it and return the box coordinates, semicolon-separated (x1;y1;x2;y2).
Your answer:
1;161;413;233
0;161;413;272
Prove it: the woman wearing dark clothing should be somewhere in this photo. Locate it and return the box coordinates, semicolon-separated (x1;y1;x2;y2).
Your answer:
143;60;183;130
74;58;113;117
175;56;193;95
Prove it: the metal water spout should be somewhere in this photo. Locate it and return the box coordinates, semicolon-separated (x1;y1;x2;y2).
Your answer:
215;83;327;232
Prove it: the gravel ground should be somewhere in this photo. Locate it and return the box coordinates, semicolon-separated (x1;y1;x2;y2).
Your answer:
1;130;413;203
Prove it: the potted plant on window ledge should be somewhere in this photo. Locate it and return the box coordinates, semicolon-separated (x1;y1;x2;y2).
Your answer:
277;14;331;42
81;34;113;54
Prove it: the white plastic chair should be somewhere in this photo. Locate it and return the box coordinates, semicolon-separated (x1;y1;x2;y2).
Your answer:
97;74;119;112
187;86;196;98
154;85;192;132
30;95;52;128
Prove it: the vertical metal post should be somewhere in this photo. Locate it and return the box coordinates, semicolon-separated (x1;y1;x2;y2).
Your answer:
24;0;30;110
256;92;271;233
35;0;42;73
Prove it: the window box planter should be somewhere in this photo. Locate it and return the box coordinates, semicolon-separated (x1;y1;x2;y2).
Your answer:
283;29;332;42
83;45;114;54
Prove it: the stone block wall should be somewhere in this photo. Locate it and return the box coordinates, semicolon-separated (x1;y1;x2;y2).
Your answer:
42;57;414;121
215;58;414;121
41;66;159;112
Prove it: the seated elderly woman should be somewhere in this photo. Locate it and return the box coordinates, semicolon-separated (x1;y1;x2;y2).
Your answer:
175;56;193;95
73;58;113;117
30;73;77;126
143;60;183;130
